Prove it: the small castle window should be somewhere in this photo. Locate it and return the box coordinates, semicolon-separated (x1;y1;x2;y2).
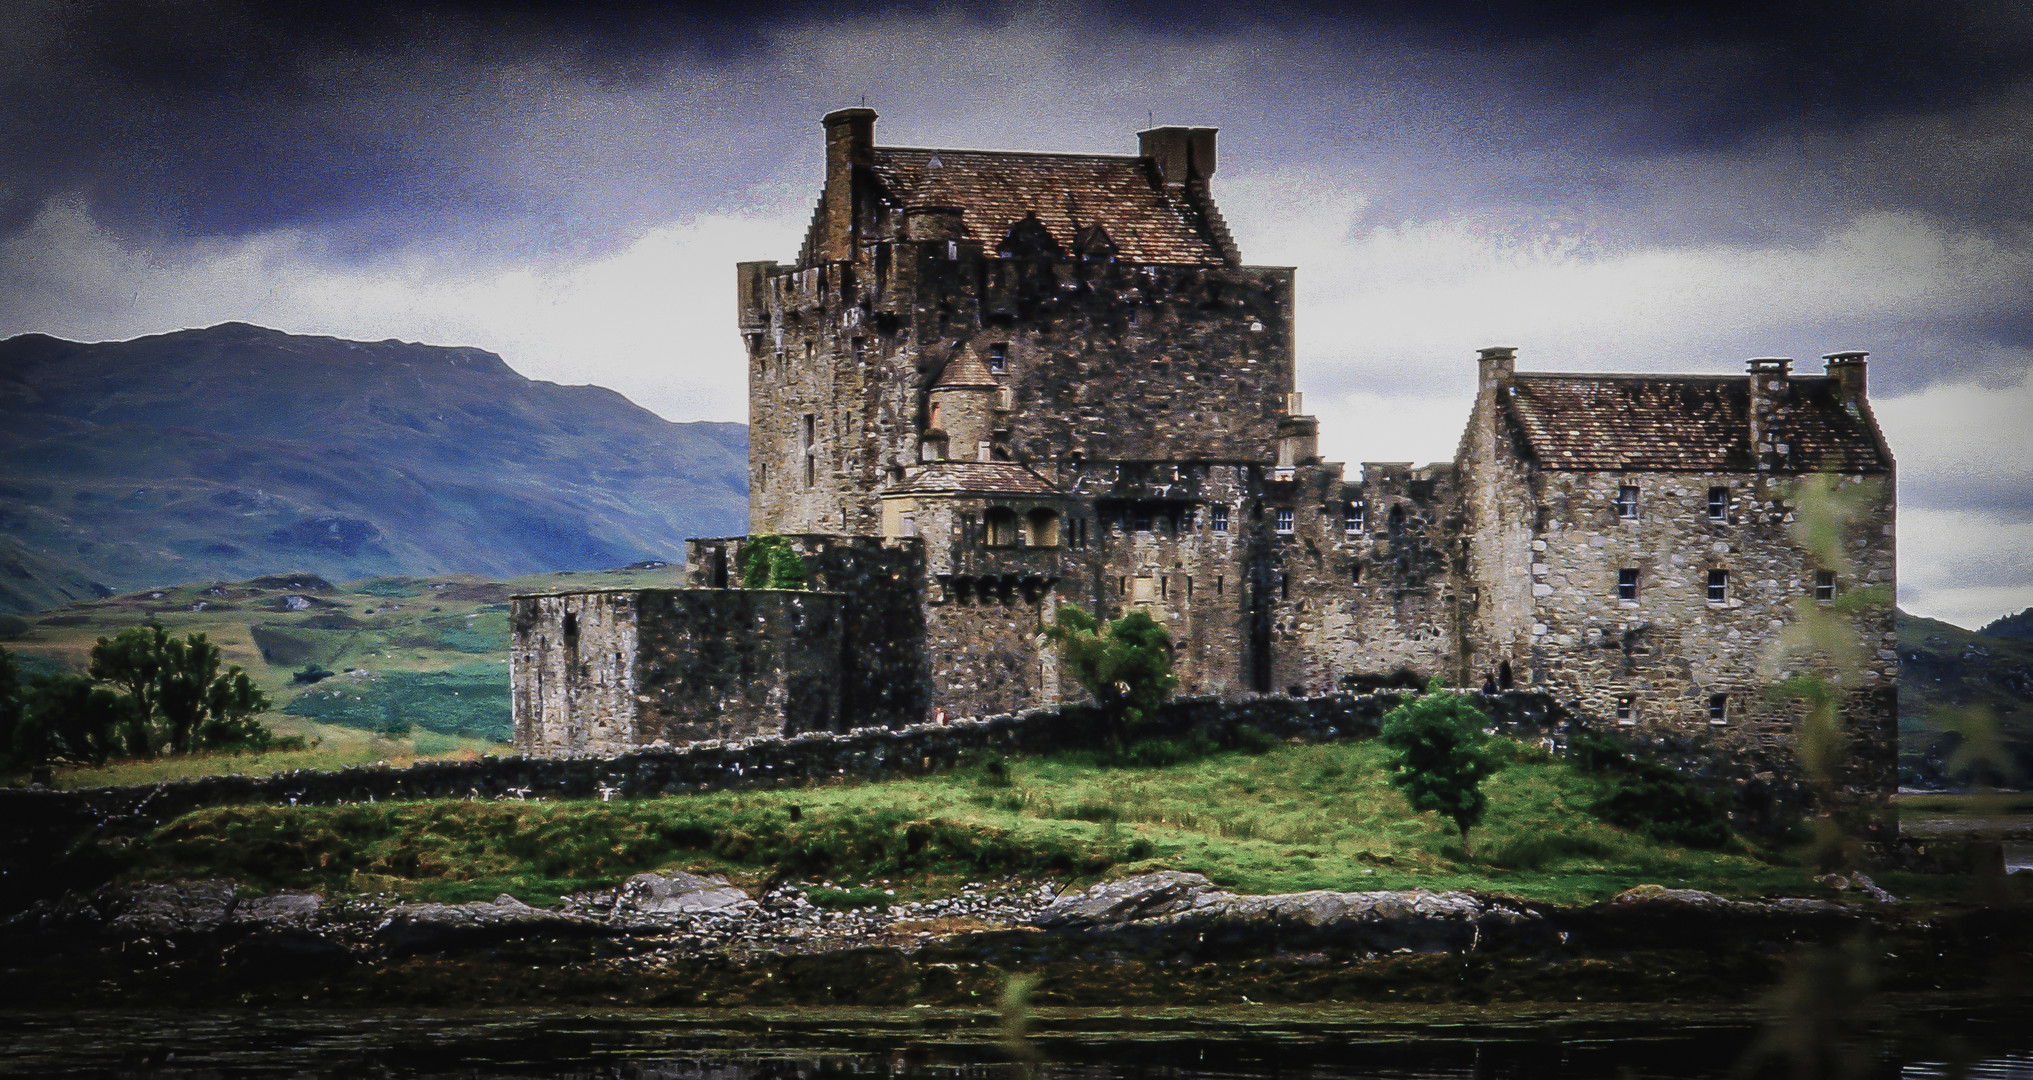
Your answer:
1388;504;1405;534
1616;695;1635;725
1617;568;1639;602
1815;570;1837;602
1133;506;1153;532
851;337;867;364
1346;501;1365;533
1615;485;1640;520
1709;694;1729;724
988;343;1008;373
1351;563;1362;585
1708;569;1729;603
1275;508;1294;534
946;240;958;260
561;612;579;644
1211;505;1229;533
985;508;1019;547
1216;575;1224;596
1708;486;1729;521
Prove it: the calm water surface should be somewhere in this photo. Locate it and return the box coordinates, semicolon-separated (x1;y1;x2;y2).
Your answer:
3;1003;2029;1079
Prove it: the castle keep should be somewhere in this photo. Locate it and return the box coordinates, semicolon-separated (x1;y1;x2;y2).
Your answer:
512;109;1896;805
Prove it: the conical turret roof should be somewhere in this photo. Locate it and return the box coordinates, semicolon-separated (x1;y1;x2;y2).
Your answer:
932;345;1000;390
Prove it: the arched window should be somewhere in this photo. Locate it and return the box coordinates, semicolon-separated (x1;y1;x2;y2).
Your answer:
1026;508;1061;547
985;507;1020;547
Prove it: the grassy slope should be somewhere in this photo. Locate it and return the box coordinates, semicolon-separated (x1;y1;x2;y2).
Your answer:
131;740;1821;907
2;565;691;783
1897;609;2033;786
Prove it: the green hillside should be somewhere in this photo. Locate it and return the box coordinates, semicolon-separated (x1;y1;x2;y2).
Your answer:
1899;608;2033;787
0;323;746;613
1;565;690;784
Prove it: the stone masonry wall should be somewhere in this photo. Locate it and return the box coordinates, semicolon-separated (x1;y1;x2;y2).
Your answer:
631;590;846;744
510;592;639;755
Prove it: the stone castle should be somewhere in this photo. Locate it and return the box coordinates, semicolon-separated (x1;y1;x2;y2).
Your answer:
512;109;1896;801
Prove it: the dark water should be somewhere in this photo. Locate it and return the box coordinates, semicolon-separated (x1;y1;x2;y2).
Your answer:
3;1004;2029;1079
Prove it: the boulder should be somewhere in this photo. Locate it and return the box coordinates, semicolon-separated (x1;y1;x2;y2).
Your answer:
231;892;323;928
611;872;754;919
104;881;237;937
374;893;601;953
1035;871;1223;929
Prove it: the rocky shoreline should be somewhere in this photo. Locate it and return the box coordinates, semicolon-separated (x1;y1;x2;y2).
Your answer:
5;870;2028;1008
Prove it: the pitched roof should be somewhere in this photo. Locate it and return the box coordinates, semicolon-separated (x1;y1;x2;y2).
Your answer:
932;345;999;390
868;147;1230;266
1505;374;1890;473
886;461;1060;497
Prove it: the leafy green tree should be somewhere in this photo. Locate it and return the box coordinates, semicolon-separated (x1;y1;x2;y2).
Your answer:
88;624;274;755
1378;682;1504;855
1042;605;1178;743
13;672;130;767
739;534;809;590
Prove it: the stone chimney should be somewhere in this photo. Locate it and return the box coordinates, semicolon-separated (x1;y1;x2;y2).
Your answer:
1275;392;1318;469
1746;357;1793;472
1476;346;1517;395
1137;125;1217;189
1823;350;1869;408
820;108;877;265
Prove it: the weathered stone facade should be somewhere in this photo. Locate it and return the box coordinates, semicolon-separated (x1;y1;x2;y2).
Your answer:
511;109;1897;821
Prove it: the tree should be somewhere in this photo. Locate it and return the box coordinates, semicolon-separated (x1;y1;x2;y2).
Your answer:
739;534;809;590
87;624;274;755
13;672;130;767
1042;605;1178;743
1378;682;1504;855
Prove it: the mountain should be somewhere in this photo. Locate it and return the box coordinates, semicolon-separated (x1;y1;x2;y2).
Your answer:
1899;608;2033;788
1980;608;2033;642
0;323;746;612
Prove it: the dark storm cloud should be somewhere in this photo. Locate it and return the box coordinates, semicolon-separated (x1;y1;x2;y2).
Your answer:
6;0;2029;251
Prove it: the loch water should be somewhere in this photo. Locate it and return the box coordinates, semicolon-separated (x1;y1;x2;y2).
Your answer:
4;1002;2030;1079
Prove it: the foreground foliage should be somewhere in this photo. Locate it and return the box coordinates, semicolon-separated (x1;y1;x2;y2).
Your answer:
1378;685;1503;854
126;740;1819;906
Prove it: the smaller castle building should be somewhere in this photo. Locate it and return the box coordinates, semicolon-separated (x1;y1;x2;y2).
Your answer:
512;110;1896;816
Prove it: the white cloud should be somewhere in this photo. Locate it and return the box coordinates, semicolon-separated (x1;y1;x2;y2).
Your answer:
0;200;807;421
1896;509;2033;629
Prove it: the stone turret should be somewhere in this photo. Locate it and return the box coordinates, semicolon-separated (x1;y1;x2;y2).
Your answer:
926;345;1000;462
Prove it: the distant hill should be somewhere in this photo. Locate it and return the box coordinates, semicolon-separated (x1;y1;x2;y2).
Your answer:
0;323;746;612
1899;608;2033;788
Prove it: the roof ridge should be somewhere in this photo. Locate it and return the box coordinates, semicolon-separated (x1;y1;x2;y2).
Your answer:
876;144;1146;162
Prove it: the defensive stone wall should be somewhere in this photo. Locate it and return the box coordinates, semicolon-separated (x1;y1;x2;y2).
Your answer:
2;689;1853;846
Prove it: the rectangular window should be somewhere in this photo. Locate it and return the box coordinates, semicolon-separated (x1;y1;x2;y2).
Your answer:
1815;570;1836;602
1708;569;1729;603
1280;572;1290;601
1186;576;1193;599
1211;505;1229;533
851;337;866;364
1615;485;1640;520
1616;695;1635;725
1617;568;1639;602
1118;576;1127;596
1275;508;1294;534
801;414;817;488
1709;694;1729;724
1133;507;1152;532
1708;486;1728;522
1351;563;1362;584
1216;575;1224;596
1344;502;1362;534
1159;576;1169;600
987;342;1008;373
946;240;958;260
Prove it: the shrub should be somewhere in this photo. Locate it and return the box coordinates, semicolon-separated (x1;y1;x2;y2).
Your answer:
739;534;808;590
1378;682;1504;855
1042;605;1177;745
1568;728;1732;849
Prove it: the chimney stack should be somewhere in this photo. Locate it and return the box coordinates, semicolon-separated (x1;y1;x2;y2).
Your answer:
1823;350;1869;407
1746;358;1794;472
820;108;877;264
1476;345;1517;395
1138;126;1217;189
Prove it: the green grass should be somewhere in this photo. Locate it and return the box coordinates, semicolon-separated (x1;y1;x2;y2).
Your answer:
47;721;500;789
124;740;1824;906
282;662;512;741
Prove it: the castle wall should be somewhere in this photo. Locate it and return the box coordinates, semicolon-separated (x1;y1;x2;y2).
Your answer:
1518;468;1897;820
633;589;846;744
510;592;640;756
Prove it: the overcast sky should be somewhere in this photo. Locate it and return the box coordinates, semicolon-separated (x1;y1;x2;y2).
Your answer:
3;0;2029;628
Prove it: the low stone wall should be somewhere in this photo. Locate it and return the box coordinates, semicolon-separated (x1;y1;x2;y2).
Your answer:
0;688;1828;844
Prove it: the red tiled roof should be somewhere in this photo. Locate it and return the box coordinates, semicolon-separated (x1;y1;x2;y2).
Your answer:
869;147;1229;266
1505;374;1890;473
887;461;1060;496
